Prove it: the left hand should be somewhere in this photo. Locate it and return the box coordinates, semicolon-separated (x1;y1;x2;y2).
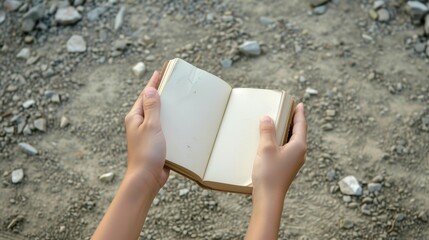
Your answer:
124;71;169;194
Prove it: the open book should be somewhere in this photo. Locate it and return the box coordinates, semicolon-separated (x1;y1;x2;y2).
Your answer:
158;58;295;194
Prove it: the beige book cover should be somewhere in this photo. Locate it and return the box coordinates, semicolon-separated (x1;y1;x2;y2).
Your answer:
158;58;295;194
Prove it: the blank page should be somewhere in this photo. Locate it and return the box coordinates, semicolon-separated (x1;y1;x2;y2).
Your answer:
203;88;283;185
160;59;232;178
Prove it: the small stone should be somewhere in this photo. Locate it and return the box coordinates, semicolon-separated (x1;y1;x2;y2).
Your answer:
414;42;426;53
179;188;189;196
220;58;232;69
23;4;45;21
0;9;5;24
67;35;86;53
340;219;354;229
16;48;31;59
395;213;406;222
51;94;61;103
406;1;428;22
361;204;371;215
60;116;70;128
34;118;47;132
4;0;22;12
326;169;336;181
373;0;385;10
259;16;274;26
371;175;384;183
23;125;32;135
326;109;336;117
322;123;334;131
114;6;125;31
338;176;362;196
55;7;82;25
11;169;24;183
309;0;329;7
362;197;373;204
22;99;35;108
4;126;14;134
368;183;382;193
239;41;261;56
73;0;85;6
313;4;327;15
59;225;66;233
87;6;107;21
368;9;378;20
27;55;39;65
342;195;352;203
418;211;428;222
99;172;115;183
18;142;38;155
113;39;128;51
305;87;318;95
132;62;146;78
377;9;389;22
21;18;35;32
24;36;34;44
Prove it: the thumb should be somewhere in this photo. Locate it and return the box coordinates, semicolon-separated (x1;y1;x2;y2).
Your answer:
258;116;277;153
143;87;161;126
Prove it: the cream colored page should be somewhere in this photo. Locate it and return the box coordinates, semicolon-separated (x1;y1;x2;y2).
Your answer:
203;88;282;185
160;59;231;178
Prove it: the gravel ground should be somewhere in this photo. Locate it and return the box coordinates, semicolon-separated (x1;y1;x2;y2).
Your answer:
1;0;429;239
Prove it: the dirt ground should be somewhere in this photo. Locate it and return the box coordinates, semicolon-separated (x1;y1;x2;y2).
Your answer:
1;0;429;239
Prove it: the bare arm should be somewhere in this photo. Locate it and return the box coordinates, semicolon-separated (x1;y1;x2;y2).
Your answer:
246;103;307;239
92;71;169;240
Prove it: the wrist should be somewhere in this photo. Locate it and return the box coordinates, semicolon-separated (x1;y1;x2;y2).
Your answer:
124;169;160;199
252;186;287;209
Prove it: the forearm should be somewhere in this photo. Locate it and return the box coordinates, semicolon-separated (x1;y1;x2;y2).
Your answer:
92;172;159;240
245;191;286;240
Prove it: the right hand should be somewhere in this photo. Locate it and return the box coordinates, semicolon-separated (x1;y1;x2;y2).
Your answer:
251;103;307;201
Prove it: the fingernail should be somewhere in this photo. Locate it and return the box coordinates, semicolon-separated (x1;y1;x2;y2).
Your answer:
261;116;272;123
145;88;157;98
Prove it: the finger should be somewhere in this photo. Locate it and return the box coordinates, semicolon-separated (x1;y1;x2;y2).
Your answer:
142;87;161;127
258;116;277;153
127;71;162;120
288;103;307;144
146;71;161;89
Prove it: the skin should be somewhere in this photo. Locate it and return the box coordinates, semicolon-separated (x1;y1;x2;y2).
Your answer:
93;71;307;240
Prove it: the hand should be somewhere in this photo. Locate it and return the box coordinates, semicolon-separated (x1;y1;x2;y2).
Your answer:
124;71;169;195
252;103;307;201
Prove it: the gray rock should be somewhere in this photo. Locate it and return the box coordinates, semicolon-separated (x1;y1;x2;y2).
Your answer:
414;42;426;53
51;94;61;103
73;0;85;6
179;188;189;196
342;195;352;203
4;126;14;134
0;9;5;24
309;0;330;7
220;58;232;69
373;0;385;10
23;4;45;21
340;219;354;229
326;109;336;117
377;8;389;22
99;172;115;183
368;183;382;193
11;169;24;183
406;1;428;22
21;18;35;32
259;16;274;26
34;118;46;132
326;169;336;181
60;116;70;128
87;6;107;21
4;0;22;12
371;175;384;183
338;176;362;196
424;15;429;35
67;35;86;53
239;41;261;56
313;4;327;15
396;213;406;222
16;48;31;59
55;7;82;25
132;62;145;78
113;39;128;51
17;120;26;134
305;87;318;95
361;204;371;215
18;142;38;155
23;125;32;135
114;6;125;31
22;99;35;108
418;211;428;222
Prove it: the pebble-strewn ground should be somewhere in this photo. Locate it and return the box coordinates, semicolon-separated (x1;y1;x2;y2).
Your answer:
1;0;429;239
